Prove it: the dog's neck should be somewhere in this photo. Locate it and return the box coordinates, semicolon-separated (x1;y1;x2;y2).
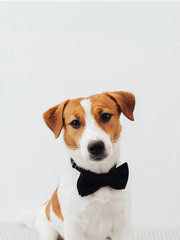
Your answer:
66;141;121;174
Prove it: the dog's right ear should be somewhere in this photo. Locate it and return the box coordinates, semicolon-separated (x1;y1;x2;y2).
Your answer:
43;100;69;138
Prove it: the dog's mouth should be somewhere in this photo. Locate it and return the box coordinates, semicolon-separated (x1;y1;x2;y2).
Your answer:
89;153;108;161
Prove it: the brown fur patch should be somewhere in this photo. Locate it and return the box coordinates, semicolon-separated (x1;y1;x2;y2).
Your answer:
52;187;64;221
45;200;51;221
106;91;135;121
45;187;64;222
43;100;69;138
90;93;122;143
63;98;85;149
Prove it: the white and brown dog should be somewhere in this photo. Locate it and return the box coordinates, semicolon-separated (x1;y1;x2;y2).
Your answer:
20;91;135;240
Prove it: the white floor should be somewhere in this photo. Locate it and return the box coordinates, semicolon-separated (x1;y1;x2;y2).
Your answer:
0;224;180;240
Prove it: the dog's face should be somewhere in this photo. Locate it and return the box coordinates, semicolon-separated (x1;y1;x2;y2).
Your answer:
43;91;135;172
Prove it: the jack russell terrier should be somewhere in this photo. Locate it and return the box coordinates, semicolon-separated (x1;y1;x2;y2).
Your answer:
20;91;135;240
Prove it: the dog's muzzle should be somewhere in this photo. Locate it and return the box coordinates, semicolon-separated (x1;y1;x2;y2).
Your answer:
87;141;107;161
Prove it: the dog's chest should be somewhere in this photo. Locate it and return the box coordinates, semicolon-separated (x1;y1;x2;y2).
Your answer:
79;190;126;238
82;198;115;238
60;168;129;239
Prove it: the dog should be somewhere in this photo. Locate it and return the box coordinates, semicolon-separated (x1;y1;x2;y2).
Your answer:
20;91;135;240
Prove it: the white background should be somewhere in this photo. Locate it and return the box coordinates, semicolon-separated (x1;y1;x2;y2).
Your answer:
0;2;180;226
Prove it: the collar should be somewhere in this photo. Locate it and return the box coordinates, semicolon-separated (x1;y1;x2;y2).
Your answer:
70;158;117;174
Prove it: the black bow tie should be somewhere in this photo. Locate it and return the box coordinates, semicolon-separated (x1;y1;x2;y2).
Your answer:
71;158;129;197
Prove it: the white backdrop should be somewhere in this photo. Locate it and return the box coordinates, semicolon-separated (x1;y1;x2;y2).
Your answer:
0;2;180;226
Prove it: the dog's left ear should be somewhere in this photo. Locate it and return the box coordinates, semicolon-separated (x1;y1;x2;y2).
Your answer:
107;91;135;121
43;100;69;138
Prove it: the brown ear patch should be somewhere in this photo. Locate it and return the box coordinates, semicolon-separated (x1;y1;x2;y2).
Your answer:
43;100;69;138
106;91;135;121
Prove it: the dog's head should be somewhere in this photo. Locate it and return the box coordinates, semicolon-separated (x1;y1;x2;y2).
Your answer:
43;91;135;172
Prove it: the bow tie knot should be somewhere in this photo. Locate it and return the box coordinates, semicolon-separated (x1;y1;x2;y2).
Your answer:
102;172;112;187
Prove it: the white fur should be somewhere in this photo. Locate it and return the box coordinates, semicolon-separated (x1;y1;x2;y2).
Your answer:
20;98;132;240
35;204;60;240
67;99;117;174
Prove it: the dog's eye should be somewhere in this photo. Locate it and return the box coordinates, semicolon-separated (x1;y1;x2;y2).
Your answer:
100;113;112;123
70;119;81;129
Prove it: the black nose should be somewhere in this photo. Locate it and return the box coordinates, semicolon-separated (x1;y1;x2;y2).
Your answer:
88;141;105;157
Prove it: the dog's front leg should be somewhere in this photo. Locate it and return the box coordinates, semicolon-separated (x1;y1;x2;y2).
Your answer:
64;221;86;240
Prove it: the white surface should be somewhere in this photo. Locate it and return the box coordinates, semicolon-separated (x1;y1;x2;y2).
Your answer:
0;224;180;240
0;2;180;225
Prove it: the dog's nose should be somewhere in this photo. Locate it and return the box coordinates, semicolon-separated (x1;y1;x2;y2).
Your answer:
88;141;105;158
